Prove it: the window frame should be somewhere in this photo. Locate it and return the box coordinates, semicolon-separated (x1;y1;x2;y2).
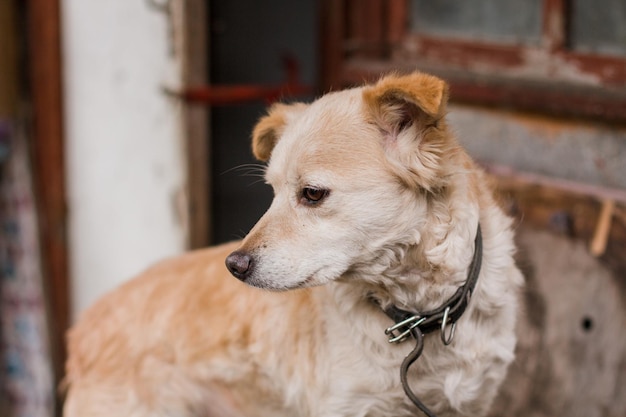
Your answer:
320;0;626;123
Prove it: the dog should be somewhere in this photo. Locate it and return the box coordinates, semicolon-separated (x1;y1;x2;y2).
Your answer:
63;72;523;417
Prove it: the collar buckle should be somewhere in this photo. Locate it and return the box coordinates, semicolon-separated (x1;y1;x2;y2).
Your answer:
385;315;426;344
439;306;456;346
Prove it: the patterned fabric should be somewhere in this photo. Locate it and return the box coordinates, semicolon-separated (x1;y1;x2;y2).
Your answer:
0;120;54;417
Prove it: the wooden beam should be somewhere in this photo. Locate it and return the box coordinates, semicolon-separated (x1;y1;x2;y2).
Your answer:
387;0;408;45
319;0;345;90
179;0;210;248
492;169;626;256
542;0;567;52
26;0;68;412
0;1;18;118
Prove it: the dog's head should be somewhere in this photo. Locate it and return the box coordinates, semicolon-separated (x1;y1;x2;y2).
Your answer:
226;72;473;290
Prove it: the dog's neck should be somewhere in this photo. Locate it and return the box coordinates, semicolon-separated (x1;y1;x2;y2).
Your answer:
328;224;483;335
381;224;481;337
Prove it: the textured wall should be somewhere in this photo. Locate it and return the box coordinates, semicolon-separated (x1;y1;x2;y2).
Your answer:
62;0;187;318
449;104;626;190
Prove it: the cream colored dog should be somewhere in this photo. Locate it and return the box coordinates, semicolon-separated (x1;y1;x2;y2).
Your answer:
63;72;523;417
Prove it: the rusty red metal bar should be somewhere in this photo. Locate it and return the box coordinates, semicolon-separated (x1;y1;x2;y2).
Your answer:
172;55;311;106
174;82;311;106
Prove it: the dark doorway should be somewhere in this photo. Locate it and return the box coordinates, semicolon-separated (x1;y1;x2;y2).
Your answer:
209;0;318;243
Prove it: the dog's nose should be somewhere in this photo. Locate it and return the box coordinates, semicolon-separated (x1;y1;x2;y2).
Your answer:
225;251;253;281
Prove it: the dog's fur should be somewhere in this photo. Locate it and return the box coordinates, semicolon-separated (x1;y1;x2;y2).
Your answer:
63;72;523;417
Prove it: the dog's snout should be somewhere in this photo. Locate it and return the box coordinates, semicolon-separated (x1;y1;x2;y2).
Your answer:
225;251;253;281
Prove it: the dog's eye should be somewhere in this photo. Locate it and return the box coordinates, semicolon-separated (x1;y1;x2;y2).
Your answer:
301;187;329;205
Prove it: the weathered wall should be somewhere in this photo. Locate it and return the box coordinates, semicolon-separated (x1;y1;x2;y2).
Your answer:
62;0;187;318
489;227;626;417
449;105;626;191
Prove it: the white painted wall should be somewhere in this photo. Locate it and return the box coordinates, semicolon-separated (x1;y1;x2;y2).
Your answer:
62;0;188;319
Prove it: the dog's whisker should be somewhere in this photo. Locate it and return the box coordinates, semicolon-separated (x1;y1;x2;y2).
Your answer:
231;229;249;240
240;172;267;179
246;178;267;187
221;163;267;177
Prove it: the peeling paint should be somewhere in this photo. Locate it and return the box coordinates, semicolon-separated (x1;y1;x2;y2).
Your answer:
518;49;602;85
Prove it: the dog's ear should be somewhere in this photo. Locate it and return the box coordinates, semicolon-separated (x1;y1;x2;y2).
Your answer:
252;102;308;161
363;72;449;127
363;72;454;190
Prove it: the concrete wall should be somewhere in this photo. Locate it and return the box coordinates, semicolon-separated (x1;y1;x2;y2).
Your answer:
62;0;188;319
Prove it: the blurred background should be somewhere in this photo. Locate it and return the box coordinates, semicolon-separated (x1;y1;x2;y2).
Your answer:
1;1;625;416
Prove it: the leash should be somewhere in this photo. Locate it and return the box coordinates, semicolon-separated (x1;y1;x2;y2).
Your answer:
382;224;483;416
